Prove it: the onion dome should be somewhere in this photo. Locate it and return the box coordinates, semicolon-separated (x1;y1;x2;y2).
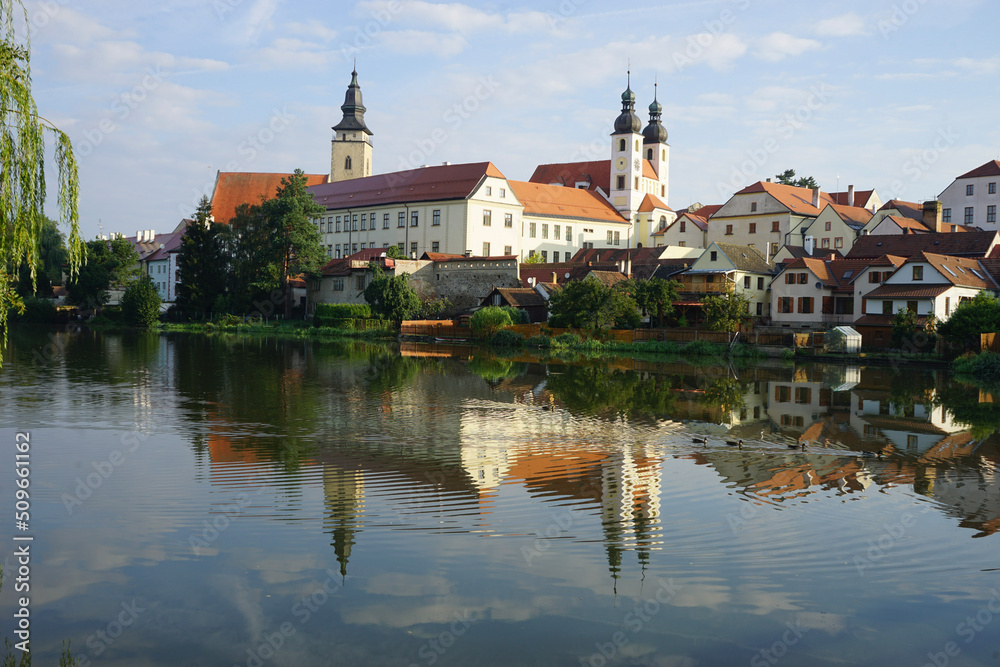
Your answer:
613;81;641;134
643;88;668;144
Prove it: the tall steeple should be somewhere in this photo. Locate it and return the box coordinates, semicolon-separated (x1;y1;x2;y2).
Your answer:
642;82;668;145
610;68;644;229
330;67;373;182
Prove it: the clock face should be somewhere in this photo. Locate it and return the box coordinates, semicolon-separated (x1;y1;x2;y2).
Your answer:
615;157;627;171
634;157;641;171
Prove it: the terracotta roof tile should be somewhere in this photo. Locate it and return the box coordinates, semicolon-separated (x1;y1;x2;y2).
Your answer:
828;203;874;228
712;243;774;274
528;160;610;192
587;270;627;287
957;160;1000;180
723;181;836;217
911;252;996;289
846;231;999;259
485;288;546;308
638;192;672;213
508;180;628;224
865;283;952;299
876;199;924;220
308;162;505;211
830;189;875;206
212;172;328;224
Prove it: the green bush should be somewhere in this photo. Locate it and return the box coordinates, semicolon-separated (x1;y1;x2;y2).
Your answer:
490;328;524;348
314;303;373;328
550;332;582;348
471;306;513;338
682;339;723;357
10;297;56;323
121;275;162;329
501;306;529;325
525;334;551;348
215;313;244;326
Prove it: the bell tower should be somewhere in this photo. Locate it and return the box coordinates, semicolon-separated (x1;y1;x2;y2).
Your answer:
642;82;669;205
610;70;644;224
330;67;373;182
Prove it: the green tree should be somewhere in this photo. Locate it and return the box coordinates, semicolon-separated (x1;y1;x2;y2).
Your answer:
890;307;920;349
522;252;543;264
938;292;1000;351
225;201;280;314
15;215;67;297
66;237;139;308
176;196;229;318
0;1;82;363
363;265;421;327
470;305;513;338
548;276;639;330
262;169;326;317
384;244;404;259
121;274;162;328
775;169;819;190
617;277;680;327
701;290;750;332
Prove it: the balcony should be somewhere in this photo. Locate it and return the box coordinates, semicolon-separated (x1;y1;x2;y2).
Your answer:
675;279;735;295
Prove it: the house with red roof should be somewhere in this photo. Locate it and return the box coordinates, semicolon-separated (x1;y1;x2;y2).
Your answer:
654;203;719;249
708;181;838;262
799;203;873;254
938;159;1000;230
828;185;882;212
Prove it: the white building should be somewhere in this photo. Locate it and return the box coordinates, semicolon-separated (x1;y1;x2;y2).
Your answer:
938;160;1000;229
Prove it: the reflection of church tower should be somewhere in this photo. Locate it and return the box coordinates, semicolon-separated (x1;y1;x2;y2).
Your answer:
330;69;373;182
322;463;365;578
599;445;664;585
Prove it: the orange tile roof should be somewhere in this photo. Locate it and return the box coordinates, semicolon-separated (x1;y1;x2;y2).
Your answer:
957;160;1000;179
847;230;999;259
212;172;328;224
723;181;836;217
529;160;610;192
830;189;876;206
881;214;930;233
877;199;924;220
507;180;628;224
638;193;671;213
828;203;874;227
912;252;997;289
309;162;505;211
642;159;658;180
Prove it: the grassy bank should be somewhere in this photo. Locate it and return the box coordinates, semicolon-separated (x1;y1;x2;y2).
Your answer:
486;328;767;360
158;319;396;340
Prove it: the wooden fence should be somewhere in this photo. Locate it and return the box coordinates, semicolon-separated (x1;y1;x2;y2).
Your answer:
983;332;1000;353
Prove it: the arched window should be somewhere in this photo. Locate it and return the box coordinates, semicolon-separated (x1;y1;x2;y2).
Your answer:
635;139;639;151
345;156;352;170
659;215;666;229
618;138;626;151
647;148;653;160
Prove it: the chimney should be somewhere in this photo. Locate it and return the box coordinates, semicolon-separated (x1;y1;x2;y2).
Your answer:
804;236;815;255
923;200;943;233
811;188;821;208
828;253;836;261
136;230;142;242
847;185;855;207
551;272;557;284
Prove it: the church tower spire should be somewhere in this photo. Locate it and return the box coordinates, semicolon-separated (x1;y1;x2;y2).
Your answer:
610;69;644;232
330;67;373;182
642;79;669;201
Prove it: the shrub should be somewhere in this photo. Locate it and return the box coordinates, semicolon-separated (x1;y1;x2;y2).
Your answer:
216;313;243;326
550;332;582;348
314;303;372;328
490;328;524;348
471;306;513;339
782;348;796;361
682;339;722;357
120;275;162;329
10;297;56;323
525;334;551;348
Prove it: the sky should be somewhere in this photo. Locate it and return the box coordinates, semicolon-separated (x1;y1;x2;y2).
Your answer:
21;0;1000;241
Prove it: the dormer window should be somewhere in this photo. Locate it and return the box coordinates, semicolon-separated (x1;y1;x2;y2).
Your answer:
913;265;923;281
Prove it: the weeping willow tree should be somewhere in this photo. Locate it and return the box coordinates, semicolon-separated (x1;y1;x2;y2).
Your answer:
0;0;82;363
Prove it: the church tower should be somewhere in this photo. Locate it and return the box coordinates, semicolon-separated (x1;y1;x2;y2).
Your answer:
609;72;644;223
330;68;373;182
642;82;669;205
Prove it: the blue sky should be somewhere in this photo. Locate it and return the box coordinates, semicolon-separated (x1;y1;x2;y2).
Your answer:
24;0;1000;240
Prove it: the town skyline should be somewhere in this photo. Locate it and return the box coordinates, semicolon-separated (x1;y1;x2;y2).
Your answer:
27;0;999;240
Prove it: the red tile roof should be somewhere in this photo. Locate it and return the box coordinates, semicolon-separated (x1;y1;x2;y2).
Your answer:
308;162;505;211
529;160;610;193
876;199;923;221
864;283;952;299
911;252;996;289
846;231;999;259
719;181;836;217
483;287;546;308
828;204;874;228
638;193;672;213
830;189;876;207
508;180;629;224
212;172;328;224
957;160;1000;180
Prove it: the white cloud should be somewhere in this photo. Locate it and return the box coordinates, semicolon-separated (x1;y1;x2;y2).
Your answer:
285;20;338;42
815;13;868;37
754;32;822;62
355;0;565;35
375;29;468;57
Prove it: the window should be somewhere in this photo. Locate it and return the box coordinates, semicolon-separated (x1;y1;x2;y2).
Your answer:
772;220;780;232
785;273;794;284
943;208;951;222
483;210;492;226
552;251;559;262
798;297;814;313
345;156;352;170
542;224;548;239
355;275;365;290
967;184;975;196
680;220;686;233
359;242;366;250
504;213;513;228
775;385;790;402
882;300;893;315
614;231;620;245
616;175;625;190
710;251;718;261
821;238;830;249
834;237;843;249
529;222;536;238
965;207;974;224
990;182;997;195
566;226;572;243
725;224;733;235
499;188;505;198
869;271;881;283
989;205;997;223
945;297;950;316
336;216;342;232
411;211;419;227
432;241;440;252
383;213;390;229
798;273;808;284
483;242;490;256
756;302;763;315
352;214;358;231
398;212;405;228
320;220;326;233
397;242;404;253
678;241;685;247
743;276;751;289
751;202;757;212
749;222;756;234
647;148;653;160
554;225;561;240
540;250;547;262
757;277;764;290
825;221;832;231
504;245;512;255
332;278;344;291
795;387;811;404
913;265;923;281
907;300;918;313
335;245;341;258
410;241;417;256
618;138;626;151
778;297;793;313
607;230;614;244
485;186;492;196
360;213;367;230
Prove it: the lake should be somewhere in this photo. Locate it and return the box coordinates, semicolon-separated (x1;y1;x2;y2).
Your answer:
2;325;1000;666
